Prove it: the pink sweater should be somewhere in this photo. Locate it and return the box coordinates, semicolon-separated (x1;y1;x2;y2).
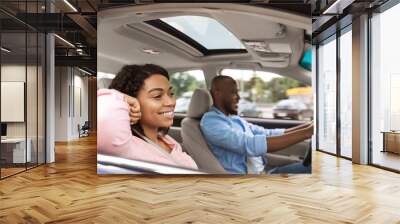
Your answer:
97;89;198;170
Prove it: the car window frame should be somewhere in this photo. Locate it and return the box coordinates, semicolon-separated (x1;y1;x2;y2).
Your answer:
170;69;207;116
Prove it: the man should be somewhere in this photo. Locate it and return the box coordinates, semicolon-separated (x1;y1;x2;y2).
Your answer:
200;75;313;174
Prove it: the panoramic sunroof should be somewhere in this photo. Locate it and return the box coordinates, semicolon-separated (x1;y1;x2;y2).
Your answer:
160;16;245;50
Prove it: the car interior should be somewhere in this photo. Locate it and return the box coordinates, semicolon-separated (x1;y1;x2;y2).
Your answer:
97;3;312;174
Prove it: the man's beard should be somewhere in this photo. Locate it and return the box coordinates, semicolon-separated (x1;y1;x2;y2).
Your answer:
224;100;237;115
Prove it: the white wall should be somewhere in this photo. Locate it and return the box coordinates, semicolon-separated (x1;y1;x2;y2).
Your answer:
55;66;69;141
72;72;89;138
55;67;89;141
1;63;46;164
1;65;35;138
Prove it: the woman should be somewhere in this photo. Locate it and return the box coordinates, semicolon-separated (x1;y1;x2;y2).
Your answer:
97;64;198;170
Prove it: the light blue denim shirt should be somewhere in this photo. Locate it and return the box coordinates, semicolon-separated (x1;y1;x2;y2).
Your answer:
200;106;285;174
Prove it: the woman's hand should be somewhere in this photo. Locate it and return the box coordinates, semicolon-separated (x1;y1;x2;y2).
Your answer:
124;95;141;125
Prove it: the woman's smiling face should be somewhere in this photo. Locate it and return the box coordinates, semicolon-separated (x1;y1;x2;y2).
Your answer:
136;74;176;129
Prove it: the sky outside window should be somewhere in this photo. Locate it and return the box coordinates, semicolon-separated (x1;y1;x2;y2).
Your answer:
161;16;245;50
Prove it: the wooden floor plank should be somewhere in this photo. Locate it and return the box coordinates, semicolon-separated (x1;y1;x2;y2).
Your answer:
0;135;399;223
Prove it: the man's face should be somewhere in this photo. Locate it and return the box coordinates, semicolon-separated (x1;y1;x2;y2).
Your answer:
220;80;240;115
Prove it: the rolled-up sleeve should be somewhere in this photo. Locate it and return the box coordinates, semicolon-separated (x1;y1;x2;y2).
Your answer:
200;114;266;157
245;122;285;154
264;128;285;136
248;122;285;137
97;89;133;155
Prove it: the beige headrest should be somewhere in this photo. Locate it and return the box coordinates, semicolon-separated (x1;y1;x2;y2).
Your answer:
187;89;213;119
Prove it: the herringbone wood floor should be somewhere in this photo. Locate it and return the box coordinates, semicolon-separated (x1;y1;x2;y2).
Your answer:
1;135;400;224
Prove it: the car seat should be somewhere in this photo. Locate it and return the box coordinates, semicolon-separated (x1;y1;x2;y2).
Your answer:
181;89;227;174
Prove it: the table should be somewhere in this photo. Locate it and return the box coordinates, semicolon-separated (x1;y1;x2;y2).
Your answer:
1;138;31;163
381;131;400;154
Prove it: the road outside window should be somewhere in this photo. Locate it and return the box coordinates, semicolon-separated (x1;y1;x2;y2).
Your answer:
221;69;313;120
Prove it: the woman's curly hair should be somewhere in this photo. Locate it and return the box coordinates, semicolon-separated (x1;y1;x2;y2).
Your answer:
109;64;170;139
109;64;169;97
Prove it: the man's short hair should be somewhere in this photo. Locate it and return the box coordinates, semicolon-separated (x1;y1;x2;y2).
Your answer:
211;75;235;92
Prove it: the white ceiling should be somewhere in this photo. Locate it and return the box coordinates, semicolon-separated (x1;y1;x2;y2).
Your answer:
97;3;312;84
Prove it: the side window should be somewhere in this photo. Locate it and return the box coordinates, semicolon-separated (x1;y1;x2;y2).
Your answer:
170;70;206;114
97;72;116;89
220;69;313;121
